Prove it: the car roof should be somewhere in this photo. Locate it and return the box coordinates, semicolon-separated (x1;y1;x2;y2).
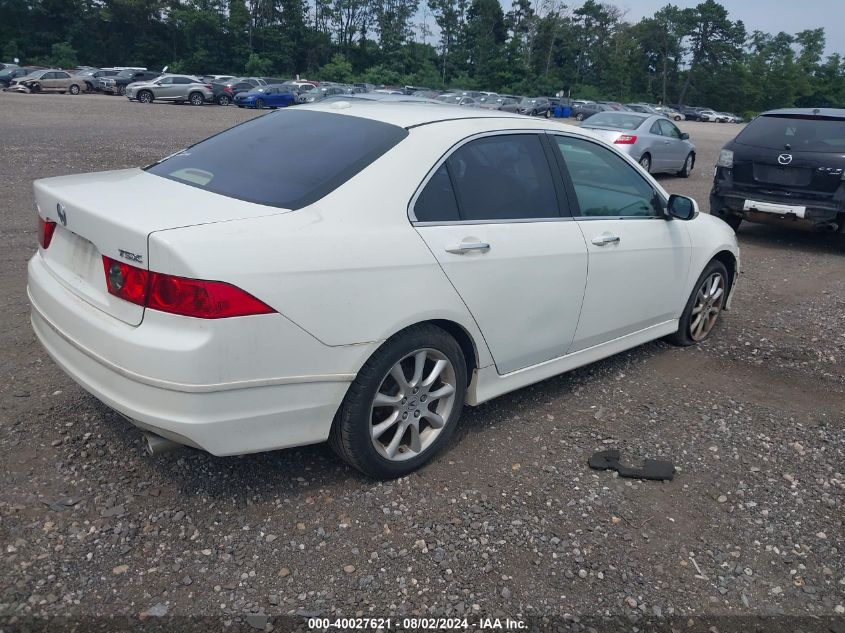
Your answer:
300;100;587;129
761;107;845;119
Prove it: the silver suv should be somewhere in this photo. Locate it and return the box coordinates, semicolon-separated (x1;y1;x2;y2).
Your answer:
125;74;213;105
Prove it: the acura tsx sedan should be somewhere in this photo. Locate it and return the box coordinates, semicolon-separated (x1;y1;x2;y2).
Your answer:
28;102;739;479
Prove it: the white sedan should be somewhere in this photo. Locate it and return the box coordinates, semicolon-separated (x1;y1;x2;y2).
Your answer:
28;102;739;479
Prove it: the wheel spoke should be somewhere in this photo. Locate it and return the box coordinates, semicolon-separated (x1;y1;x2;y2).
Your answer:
711;286;724;301
428;383;455;401
408;424;422;453
410;351;427;388
385;422;406;458
372;411;400;440
422;410;445;429
690;313;702;332
390;364;410;395
373;392;402;408
421;359;447;387
691;305;703;316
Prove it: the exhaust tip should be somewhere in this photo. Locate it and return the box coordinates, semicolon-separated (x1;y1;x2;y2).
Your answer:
143;432;181;456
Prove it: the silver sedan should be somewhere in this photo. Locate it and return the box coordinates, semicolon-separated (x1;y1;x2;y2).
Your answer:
581;112;696;177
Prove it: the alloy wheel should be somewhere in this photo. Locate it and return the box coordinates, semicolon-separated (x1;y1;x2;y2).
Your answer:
639;155;651;172
369;349;457;462
690;272;726;341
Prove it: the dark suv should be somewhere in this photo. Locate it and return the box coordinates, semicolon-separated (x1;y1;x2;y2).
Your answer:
710;108;845;233
100;69;161;95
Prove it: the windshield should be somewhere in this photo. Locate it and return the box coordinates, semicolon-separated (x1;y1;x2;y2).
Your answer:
437;95;461;103
736;114;845;153
146;110;408;209
585;113;647;130
116;70;136;78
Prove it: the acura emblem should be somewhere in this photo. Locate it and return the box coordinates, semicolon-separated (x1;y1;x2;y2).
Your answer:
778;153;793;165
56;203;67;226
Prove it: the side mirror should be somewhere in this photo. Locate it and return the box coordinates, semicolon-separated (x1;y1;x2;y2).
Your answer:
680;132;690;140
666;194;698;221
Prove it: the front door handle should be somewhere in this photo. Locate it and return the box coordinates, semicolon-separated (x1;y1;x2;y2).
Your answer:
445;241;491;254
591;234;621;246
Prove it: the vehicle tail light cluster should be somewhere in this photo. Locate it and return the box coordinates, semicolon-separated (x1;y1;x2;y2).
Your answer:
205;84;213;90
223;86;233;93
614;135;638;145
38;216;57;249
102;256;275;319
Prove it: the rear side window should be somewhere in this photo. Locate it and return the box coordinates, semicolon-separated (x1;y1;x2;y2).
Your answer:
737;115;845;152
414;164;460;222
146;110;408;209
447;134;559;221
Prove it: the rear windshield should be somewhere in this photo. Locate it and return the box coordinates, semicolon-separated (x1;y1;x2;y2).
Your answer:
146;110;408;209
585;113;646;130
736;114;845;153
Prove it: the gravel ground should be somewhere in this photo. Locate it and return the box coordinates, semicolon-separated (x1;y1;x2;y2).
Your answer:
1;92;843;632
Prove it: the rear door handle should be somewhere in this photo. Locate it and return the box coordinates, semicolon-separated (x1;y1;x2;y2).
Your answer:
591;234;621;246
445;241;491;254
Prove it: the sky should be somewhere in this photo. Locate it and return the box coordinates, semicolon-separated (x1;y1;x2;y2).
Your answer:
616;0;842;56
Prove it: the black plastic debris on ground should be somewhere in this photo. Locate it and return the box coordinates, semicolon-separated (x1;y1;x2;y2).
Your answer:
588;449;675;481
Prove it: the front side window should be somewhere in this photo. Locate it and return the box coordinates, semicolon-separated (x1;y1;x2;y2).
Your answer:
414;134;560;223
157;77;173;85
658;119;681;138
554;136;662;218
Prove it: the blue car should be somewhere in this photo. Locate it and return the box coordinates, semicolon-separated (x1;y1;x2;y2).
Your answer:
234;85;296;109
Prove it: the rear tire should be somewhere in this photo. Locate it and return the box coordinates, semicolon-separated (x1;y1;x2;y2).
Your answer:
576;112;585;121
217;94;231;106
189;92;204;106
69;84;80;95
117;85;126;96
666;260;729;347
329;324;467;479
639;153;652;173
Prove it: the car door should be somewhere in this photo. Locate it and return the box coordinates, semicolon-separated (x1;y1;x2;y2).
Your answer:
173;76;194;99
154;76;176;99
657;119;688;169
550;134;690;352
40;72;57;91
411;132;589;374
53;71;71;91
645;119;669;172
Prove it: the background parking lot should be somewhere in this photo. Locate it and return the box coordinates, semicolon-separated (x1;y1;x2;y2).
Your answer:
1;93;843;626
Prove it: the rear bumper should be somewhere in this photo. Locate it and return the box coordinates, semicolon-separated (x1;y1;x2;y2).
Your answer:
27;254;369;456
711;180;843;228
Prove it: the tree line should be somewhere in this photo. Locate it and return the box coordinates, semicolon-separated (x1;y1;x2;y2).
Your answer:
2;0;843;114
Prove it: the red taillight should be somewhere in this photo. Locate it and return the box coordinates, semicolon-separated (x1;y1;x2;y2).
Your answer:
38;217;57;249
223;86;232;93
614;135;638;145
101;256;274;319
102;257;149;306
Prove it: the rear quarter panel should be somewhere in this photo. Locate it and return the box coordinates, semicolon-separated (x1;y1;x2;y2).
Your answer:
147;123;500;367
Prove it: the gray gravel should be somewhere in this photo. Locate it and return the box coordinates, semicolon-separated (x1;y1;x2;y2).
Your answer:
1;92;843;629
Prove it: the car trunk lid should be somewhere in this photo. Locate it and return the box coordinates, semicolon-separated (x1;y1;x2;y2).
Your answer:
34;168;287;326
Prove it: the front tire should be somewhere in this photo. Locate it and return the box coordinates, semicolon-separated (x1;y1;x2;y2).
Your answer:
329;324;467;479
576;112;585;121
137;90;153;104
666;260;729;346
544;109;551;118
677;152;694;178
255;98;265;109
